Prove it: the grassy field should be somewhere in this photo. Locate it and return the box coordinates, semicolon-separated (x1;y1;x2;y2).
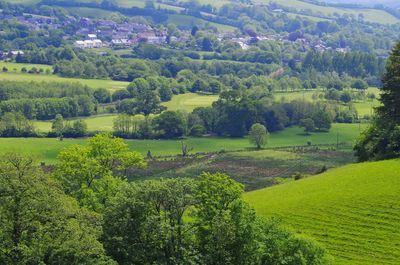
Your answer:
0;123;367;163
167;14;237;32
245;159;400;264
162;93;219;112
0;69;128;90
0;62;52;72
62;7;121;18
260;0;399;24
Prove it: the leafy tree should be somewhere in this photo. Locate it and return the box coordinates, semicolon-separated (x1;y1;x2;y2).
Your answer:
64;119;88;137
94;88;111;103
54;133;146;212
0;153;115;265
351;79;368;90
202;37;213;51
191;79;208;93
153;111;186;138
194;172;261;265
159;85;173;101
0;112;36;137
339;91;352;103
312;110;332;131
103;178;196;265
249;123;269;149
52;114;64;136
300;118;316;133
355;42;400;161
112;89;131;101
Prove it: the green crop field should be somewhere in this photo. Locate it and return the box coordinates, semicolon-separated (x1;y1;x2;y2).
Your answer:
259;0;400;24
0;123;367;163
162;93;219;112
245;159;400;264
0;66;129;91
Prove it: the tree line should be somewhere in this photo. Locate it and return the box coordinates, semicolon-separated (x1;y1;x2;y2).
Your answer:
113;91;344;140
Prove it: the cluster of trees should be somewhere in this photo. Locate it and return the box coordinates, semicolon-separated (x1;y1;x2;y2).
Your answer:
50;114;88;138
0;96;95;120
302;51;385;79
0;80;92;100
0;112;36;137
0;134;332;264
113;91;339;139
354;42;400;161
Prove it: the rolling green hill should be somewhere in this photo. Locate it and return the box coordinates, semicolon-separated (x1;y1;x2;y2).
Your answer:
245;159;400;264
260;0;400;24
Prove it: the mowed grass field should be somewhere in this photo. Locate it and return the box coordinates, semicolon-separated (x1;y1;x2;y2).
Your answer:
0;123;367;162
0;62;129;91
245;159;400;264
162;93;219;112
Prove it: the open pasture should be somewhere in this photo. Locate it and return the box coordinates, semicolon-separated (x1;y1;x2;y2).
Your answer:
162;93;219;112
0;123;367;163
260;0;399;24
167;14;237;32
245;159;400;264
0;69;128;91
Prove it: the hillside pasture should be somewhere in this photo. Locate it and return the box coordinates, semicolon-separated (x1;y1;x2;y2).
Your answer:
0;69;129;91
245;159;400;264
167;14;237;32
260;0;400;24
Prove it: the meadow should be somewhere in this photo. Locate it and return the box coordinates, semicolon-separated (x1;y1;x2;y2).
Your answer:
167;15;237;32
161;93;219;112
0;123;368;163
0;62;129;91
245;159;400;264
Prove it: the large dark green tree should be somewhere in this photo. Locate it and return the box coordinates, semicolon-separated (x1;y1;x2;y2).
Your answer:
354;42;400;161
0;154;115;265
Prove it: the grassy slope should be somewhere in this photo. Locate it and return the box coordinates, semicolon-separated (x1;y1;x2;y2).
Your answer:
260;0;399;24
245;159;400;264
167;14;237;32
0;123;367;162
0;62;129;91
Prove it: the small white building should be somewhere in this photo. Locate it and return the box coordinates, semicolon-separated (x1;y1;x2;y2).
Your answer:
74;39;103;49
88;34;97;40
74;40;85;49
